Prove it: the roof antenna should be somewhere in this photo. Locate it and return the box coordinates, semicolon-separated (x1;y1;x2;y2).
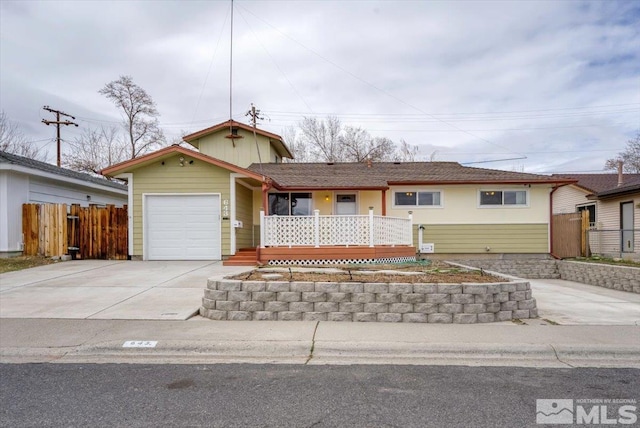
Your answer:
229;0;234;139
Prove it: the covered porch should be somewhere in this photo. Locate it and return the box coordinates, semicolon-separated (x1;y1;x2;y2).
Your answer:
256;208;415;265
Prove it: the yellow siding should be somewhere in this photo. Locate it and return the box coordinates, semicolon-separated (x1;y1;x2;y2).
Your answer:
415;224;549;253
235;183;254;249
191;128;272;168
359;191;383;215
252;189;262;225
388;185;551;225
312;192;333;215
131;153;231;257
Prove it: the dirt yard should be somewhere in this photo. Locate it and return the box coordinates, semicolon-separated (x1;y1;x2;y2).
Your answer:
230;261;503;284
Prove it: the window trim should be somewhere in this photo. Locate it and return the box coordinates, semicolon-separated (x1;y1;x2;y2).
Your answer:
392;189;444;209
576;202;596;228
478;189;529;208
268;192;313;216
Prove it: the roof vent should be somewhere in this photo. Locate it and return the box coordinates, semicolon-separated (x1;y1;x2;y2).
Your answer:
327;162;334;165
393;162;401;165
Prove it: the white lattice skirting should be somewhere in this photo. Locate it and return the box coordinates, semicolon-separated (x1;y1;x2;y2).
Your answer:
267;256;416;266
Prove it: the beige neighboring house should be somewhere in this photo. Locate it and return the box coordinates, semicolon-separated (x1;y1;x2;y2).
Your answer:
552;172;640;259
101;119;573;264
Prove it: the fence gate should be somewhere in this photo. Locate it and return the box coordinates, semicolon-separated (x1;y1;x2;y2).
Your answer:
22;203;128;260
551;211;589;258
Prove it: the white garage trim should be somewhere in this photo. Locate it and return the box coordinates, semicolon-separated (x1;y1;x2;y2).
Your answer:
143;193;221;261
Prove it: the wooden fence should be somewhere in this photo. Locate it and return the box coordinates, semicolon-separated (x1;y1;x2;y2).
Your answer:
551;210;589;258
22;203;128;260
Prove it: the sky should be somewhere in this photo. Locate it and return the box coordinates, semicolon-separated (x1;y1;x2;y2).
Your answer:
1;0;639;174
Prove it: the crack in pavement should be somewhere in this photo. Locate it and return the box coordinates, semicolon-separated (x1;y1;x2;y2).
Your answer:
304;321;320;365
549;344;575;368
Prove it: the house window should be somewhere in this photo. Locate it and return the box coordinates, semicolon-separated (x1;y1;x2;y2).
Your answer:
480;190;527;206
577;204;596;228
394;191;441;207
268;192;312;216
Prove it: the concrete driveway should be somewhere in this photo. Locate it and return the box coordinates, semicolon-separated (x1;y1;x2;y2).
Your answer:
1;261;639;325
530;278;640;325
0;260;249;320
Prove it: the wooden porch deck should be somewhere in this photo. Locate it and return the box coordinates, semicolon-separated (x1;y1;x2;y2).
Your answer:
258;245;416;265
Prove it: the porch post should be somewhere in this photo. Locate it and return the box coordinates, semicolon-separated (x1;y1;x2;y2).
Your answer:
259;209;266;248
369;207;374;247
408;211;413;246
261;182;270;214
314;209;320;248
381;189;387;216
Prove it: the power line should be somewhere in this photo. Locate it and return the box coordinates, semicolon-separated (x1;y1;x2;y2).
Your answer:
265;102;640;117
236;7;314;114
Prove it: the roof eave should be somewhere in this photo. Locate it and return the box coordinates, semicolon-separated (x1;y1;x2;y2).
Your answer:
101;145;267;183
2;163;127;194
274;186;389;191
386;179;577;186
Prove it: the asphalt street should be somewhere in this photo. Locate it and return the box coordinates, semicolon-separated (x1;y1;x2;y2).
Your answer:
1;364;638;427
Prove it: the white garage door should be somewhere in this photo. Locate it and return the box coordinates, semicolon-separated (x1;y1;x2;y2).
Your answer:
145;194;221;260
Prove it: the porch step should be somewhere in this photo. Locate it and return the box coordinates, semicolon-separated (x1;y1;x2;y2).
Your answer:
223;248;258;266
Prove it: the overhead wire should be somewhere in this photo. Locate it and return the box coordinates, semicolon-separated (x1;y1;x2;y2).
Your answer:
235;7;315;114
190;2;232;128
235;2;527;160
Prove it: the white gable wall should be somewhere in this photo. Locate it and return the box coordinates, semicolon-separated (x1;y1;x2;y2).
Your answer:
0;171;29;253
28;176;127;206
552;185;590;214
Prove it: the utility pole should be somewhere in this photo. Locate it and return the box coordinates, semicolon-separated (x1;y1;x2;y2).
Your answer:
246;103;263;128
42;106;78;167
246;103;264;171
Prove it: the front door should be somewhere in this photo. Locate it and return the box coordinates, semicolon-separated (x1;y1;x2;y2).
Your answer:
621;201;634;252
336;194;357;215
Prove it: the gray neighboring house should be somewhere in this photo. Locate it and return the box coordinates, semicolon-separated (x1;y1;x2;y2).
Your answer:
0;151;128;256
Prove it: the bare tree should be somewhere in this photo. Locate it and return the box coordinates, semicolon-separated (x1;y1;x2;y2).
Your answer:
0;111;47;161
99;75;165;159
282;125;309;162
394;139;419;162
605;133;640;173
290;115;418;163
299;116;343;162
341;126;398;162
65;126;128;174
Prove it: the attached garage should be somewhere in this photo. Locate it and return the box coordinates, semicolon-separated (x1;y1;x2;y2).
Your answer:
144;194;221;260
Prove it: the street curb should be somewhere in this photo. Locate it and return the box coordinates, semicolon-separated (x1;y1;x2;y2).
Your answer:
2;342;638;368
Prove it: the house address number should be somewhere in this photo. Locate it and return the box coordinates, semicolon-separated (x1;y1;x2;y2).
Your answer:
222;199;229;219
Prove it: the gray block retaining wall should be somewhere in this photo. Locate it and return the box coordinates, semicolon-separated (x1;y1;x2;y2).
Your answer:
454;259;639;294
453;259;560;279
200;279;537;323
557;261;640;294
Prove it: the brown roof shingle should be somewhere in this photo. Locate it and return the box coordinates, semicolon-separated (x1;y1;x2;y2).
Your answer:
249;162;573;189
551;173;640;193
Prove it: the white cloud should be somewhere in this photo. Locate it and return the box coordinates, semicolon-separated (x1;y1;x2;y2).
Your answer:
0;0;638;172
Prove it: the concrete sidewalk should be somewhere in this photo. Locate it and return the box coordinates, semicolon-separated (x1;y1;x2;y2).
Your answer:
1;318;638;367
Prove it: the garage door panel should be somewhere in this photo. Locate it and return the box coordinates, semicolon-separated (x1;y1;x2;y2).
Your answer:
146;195;221;260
